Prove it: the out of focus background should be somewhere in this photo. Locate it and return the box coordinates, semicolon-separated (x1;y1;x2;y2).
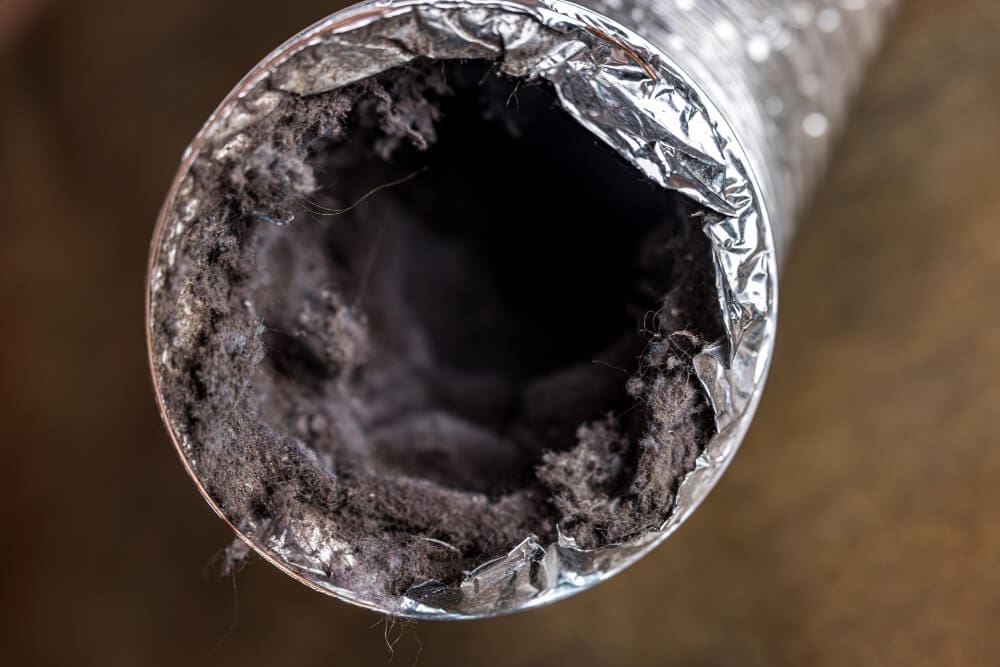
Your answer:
1;0;998;665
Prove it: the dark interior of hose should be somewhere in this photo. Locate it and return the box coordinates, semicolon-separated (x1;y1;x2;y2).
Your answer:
153;60;724;603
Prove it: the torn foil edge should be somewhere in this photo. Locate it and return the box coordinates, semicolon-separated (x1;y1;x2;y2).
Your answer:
147;0;889;618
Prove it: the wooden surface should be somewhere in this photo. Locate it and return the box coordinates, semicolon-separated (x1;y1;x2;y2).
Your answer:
1;0;998;664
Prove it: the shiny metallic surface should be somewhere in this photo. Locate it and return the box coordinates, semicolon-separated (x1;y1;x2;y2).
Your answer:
589;0;898;258
147;0;895;618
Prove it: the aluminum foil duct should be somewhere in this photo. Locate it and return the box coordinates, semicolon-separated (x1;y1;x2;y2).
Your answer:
146;0;896;618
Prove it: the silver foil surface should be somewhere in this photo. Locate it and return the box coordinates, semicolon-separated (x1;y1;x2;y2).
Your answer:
147;0;896;618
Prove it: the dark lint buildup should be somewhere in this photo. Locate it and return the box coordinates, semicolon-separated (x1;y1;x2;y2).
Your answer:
150;60;724;602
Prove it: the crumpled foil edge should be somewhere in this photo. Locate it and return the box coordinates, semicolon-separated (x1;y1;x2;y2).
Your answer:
148;0;777;619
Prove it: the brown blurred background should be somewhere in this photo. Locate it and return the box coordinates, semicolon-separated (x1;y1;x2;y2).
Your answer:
1;0;998;665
